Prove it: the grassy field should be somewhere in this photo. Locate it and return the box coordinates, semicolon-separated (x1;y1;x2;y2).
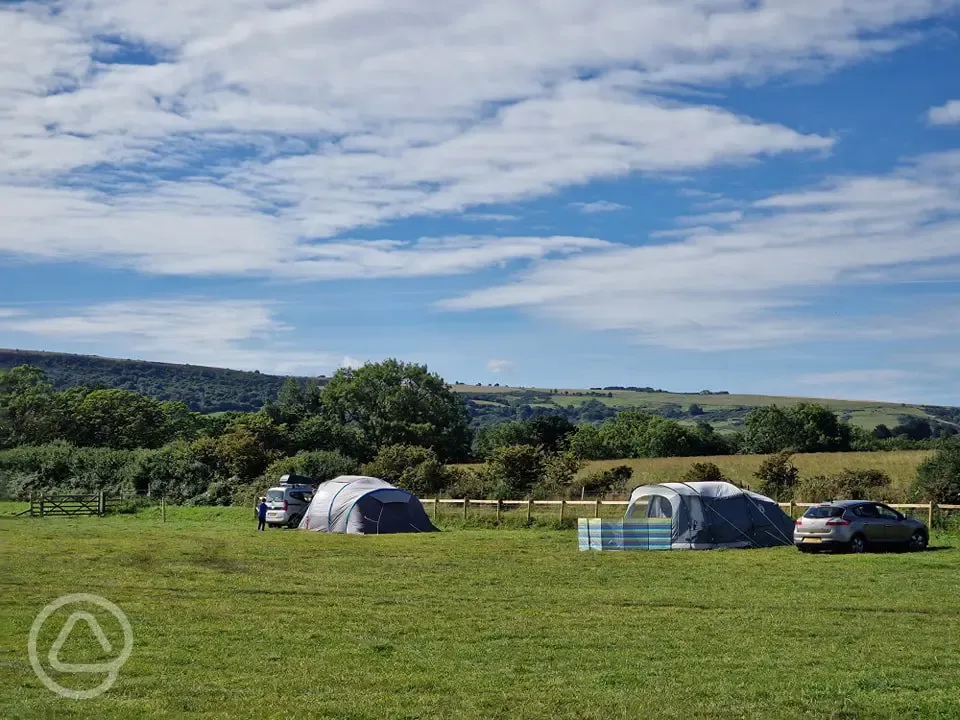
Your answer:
2;505;960;719
453;450;932;497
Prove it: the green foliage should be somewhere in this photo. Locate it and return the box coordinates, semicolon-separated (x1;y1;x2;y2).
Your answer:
795;468;894;503
360;444;457;497
753;451;800;501
0;349;311;413
574;464;633;498
481;444;546;500
266;450;359;483
568;424;610;460
680;462;728;485
473;415;576;459
321;359;472;462
912;438;960;504
744;403;852;454
69;388;170;449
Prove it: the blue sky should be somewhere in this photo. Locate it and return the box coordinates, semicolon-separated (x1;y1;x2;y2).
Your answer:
1;1;960;404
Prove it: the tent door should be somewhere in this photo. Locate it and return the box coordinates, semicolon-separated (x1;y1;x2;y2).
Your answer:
648;495;673;519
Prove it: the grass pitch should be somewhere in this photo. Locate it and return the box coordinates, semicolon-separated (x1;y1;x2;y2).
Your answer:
2;505;959;719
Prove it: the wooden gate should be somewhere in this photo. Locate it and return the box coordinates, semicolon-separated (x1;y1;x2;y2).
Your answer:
28;492;122;517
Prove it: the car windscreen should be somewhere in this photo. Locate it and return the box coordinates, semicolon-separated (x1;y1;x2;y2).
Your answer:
803;506;845;519
266;490;285;502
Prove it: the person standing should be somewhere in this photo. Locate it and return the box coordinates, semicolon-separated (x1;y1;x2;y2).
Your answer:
257;496;268;531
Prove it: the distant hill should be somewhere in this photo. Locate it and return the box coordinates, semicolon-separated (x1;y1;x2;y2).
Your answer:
3;349;958;431
0;349;326;414
452;384;960;433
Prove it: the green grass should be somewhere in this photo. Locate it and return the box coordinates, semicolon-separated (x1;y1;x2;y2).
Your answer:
454;450;932;499
2;506;960;719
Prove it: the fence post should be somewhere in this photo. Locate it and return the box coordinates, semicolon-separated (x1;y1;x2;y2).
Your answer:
527;498;533;523
147;483;151;499
789;500;795;519
98;491;105;516
29;493;34;518
928;501;935;529
496;499;502;524
595;498;601;518
560;499;565;521
161;496;166;523
463;498;468;520
40;495;45;518
434;496;440;519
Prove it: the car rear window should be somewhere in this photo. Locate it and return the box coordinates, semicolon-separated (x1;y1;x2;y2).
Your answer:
266;490;285;501
803;506;845;519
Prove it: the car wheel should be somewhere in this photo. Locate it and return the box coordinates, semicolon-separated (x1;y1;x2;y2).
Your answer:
908;531;928;552
848;534;867;554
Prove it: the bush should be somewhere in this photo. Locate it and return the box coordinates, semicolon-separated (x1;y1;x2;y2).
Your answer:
796;468;893;503
754;451;800;501
484;444;546;499
681;462;728;485
911;438;960;504
360;444;458;497
574;464;633;498
447;467;495;499
266;450;358;484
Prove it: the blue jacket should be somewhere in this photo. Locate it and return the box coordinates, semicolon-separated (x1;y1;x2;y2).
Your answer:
258;502;268;519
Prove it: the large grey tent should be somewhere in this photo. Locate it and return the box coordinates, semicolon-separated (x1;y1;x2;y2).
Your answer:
625;481;794;549
298;476;437;534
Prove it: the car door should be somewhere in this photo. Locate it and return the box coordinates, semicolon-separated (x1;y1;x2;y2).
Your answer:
876;504;911;543
852;504;885;543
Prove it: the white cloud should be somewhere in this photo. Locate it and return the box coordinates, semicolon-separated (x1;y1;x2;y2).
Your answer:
571;201;628;214
487;358;516;374
5;0;951;277
339;356;365;369
0;299;350;374
440;150;960;350
928;99;960;125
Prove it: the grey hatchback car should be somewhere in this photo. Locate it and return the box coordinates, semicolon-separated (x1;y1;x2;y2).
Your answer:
794;500;928;553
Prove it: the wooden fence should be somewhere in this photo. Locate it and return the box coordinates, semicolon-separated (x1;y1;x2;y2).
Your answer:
426;497;960;526
25;492;124;518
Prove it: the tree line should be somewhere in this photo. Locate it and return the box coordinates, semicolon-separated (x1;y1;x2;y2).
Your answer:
2;360;958;505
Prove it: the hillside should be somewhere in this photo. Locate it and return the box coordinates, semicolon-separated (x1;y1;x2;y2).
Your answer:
3;348;958;431
453;384;960;433
0;349;326;414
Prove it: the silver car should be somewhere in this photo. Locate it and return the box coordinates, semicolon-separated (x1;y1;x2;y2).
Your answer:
794;500;928;553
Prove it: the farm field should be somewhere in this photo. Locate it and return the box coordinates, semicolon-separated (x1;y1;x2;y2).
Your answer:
454;450;933;496
2;506;960;719
452;384;948;431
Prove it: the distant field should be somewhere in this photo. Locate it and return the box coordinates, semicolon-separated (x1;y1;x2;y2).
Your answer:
454;450;932;495
452;384;942;431
2;506;959;719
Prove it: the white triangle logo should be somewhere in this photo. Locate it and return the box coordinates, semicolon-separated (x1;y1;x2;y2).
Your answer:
48;611;115;673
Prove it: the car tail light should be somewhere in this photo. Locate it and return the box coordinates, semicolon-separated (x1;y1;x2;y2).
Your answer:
826;518;850;526
283;500;288;511
795;518;802;525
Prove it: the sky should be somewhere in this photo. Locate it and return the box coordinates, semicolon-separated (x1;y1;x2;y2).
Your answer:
1;1;960;405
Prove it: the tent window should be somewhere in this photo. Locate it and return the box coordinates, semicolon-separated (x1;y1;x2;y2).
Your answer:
648;495;672;518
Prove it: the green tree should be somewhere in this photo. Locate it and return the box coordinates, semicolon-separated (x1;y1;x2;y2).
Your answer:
568;424;610;460
743;405;797;454
598;411;654;458
320;359;472;462
266;450;358;483
482;444;545;499
291;415;370;459
789;403;851;452
361;444;453;497
753;451;799;501
70;388;169;449
912;438;960;504
0;366;63;447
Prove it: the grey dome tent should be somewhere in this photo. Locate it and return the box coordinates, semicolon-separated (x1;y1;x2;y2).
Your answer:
625;481;794;549
298;476;437;534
